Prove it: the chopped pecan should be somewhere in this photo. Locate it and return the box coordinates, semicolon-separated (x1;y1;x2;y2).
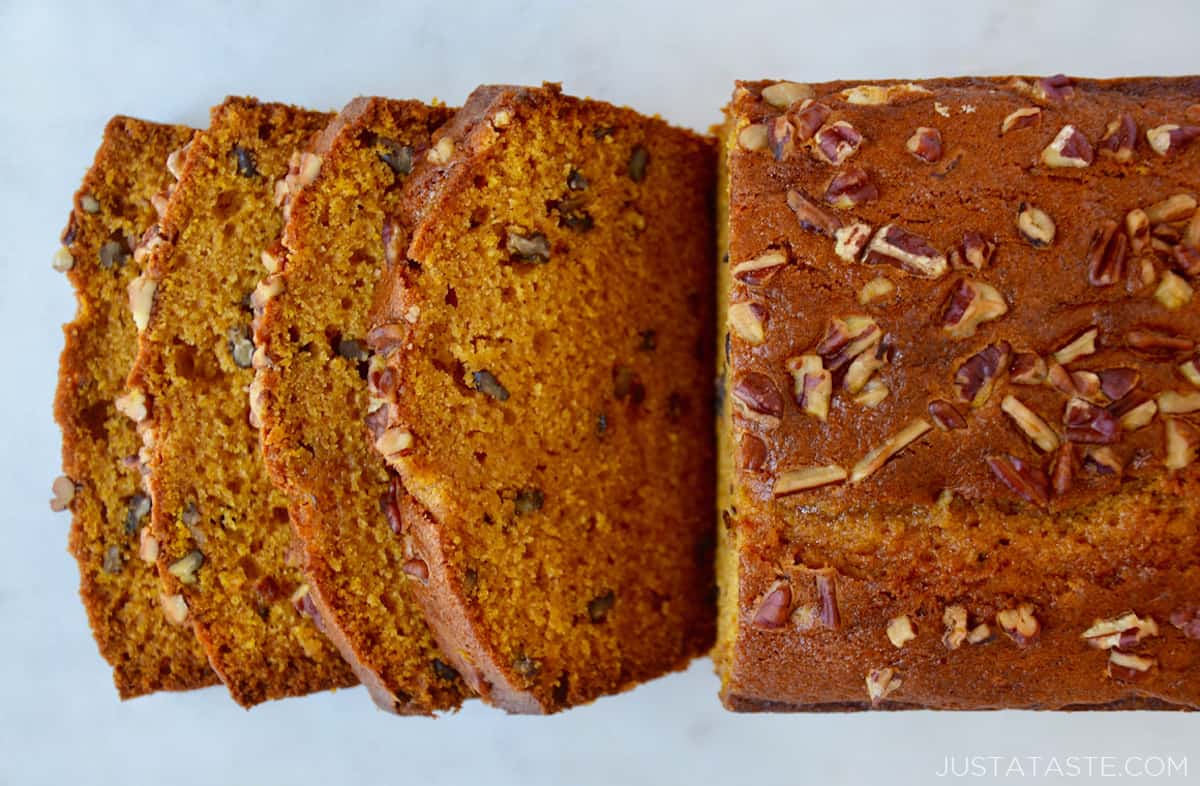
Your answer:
738;123;768;152
1157;390;1200;414
835;223;873;263
865;225;948;278
1107;651;1157;682
1097;367;1140;401
1009;352;1046;385
728;302;767;345
815;316;880;370
1016;203;1056;247
751;581;792;629
1000;107;1041;134
941;278;1008;339
786;354;832;421
1155;271;1193;310
942;605;968;650
1084;446;1123;475
1164;418;1200;470
1179;357;1200;387
786;189;842;235
1126;327;1194;357
1085;220;1128;287
928;399;966;431
1049;443;1075;496
762;81;815;108
848;418;932;483
1147;124;1200;156
857;275;895;304
886;615;917;648
952;232;996;270
1040;124;1093;168
1118;399;1157;431
1125;208;1151;254
1033;74;1075;102
996;603;1041;645
738;434;767;472
773;465;848;496
1063;397;1120;444
1053;328;1098;365
1097;114;1137;162
823;167;878;207
906;126;942;162
767;115;796;161
732;250;788;285
813;121;863;165
954;341;1011;407
853;379;889;407
840;83;931;104
789;100;832;142
1170;607;1200;640
1145;194;1196;225
844;340;887;394
814;572;840;629
1001;395;1059;452
987;455;1049;506
731;373;785;426
866;667;902;706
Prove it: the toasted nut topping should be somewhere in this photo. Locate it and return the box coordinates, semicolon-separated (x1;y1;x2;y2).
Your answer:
1125;208;1151;254
1145;194;1197;225
50;476;76;512
849;418;932;483
1097;367;1140;401
1185;212;1200;250
1084;446;1123;475
1052;328;1098;365
732;250;787;285
1147;124;1200;156
52;247;75;272
786;354;832;421
766;115;796;161
1063;397;1120;444
751;581;792;628
728;302;767;345
996;603;1040;646
1082;612;1159;650
375;426;414;461
1001;395;1059;452
167;550;204;586
844;343;886;395
1016;203;1056;247
1158;390;1200;414
1040;124;1093;168
815;315;880;370
1009;353;1046;385
1085;220;1128;287
160;593;188;625
966;624;993;644
786;189;842;235
836;223;874;264
928;399;966;431
1165;418;1200;470
737;123;768;152
812;121;862;165
841;83;930;105
1097;114;1137;162
853;378;889;408
738;434;768;472
866;225;948;278
858;275;895;304
1155;271;1194;310
128;275;157;333
1126;327;1194;356
943;606;968;649
886;615;917;648
427;136;454;164
1107;651;1157;681
866;667;902;706
1001;107;1042;134
1049;442;1076;496
988;454;1049;506
823;167;878;207
941;278;1008;339
906;127;942;162
788;100;832;142
1171;607;1200;639
773;464;848;496
1119;399;1158;431
731;372;785;426
762;81;815;107
1028;74;1075;103
955;341;1011;407
1180;357;1200;387
951;232;996;271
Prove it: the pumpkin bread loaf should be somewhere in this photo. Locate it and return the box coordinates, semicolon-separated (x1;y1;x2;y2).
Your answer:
254;96;469;714
717;76;1200;710
367;84;718;713
127;97;356;706
53;117;217;698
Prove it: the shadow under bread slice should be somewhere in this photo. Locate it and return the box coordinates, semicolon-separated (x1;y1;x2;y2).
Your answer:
367;84;718;714
253;96;469;714
53;116;218;698
126;97;357;706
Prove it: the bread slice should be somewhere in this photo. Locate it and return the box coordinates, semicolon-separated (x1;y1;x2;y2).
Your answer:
367;84;718;713
716;76;1200;710
53;116;218;698
253;96;469;714
127;97;356;706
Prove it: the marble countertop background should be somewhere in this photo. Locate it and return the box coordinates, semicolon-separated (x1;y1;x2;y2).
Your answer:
3;1;1198;783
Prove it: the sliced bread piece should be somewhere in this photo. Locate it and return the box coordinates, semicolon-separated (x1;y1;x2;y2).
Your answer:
253;96;469;714
127;97;356;706
53;116;217;698
368;84;718;713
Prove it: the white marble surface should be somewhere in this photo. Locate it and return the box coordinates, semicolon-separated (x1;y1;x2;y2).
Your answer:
4;0;1199;783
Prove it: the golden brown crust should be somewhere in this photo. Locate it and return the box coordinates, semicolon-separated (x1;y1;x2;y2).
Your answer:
368;83;718;713
254;96;468;714
127;97;356;706
718;76;1200;711
54;116;217;698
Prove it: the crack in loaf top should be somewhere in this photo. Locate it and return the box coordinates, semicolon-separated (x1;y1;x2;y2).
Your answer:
726;76;1200;518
